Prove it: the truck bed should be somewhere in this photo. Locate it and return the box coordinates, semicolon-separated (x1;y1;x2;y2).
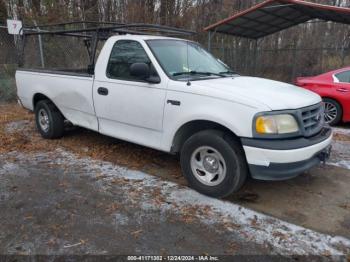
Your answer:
16;68;98;131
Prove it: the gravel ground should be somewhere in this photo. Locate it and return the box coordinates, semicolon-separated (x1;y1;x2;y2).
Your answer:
0;149;349;260
1;104;350;260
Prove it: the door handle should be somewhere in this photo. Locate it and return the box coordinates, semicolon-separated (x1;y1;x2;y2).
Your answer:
167;100;181;106
97;87;109;96
336;87;349;93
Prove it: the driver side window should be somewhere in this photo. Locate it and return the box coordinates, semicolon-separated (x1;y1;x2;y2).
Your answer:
106;40;158;81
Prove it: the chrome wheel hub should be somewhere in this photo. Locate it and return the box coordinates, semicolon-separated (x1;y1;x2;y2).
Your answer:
190;146;226;186
324;102;337;124
203;155;219;173
38;108;50;132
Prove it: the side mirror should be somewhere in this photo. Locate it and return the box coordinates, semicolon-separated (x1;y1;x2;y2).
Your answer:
130;63;150;79
130;63;160;84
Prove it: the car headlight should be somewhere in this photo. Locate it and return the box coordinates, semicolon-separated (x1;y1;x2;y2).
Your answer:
255;114;299;135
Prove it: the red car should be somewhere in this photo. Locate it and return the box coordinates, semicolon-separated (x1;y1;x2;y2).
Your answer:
296;67;350;125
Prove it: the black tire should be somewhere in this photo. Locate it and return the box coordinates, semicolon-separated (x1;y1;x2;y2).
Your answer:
180;130;248;198
34;100;65;139
323;98;342;126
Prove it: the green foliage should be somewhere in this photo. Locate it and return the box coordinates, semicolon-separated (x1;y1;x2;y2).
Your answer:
0;64;17;102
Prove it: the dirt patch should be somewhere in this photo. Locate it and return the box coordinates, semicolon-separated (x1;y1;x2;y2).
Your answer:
333;125;350;142
333;133;350;142
281;210;308;225
228;165;350;238
341;215;350;231
0;104;183;183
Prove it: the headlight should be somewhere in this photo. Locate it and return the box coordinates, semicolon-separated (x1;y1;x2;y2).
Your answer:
255;114;299;135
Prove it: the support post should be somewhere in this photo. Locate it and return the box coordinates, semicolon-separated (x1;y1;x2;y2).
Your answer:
88;30;99;74
291;39;298;82
34;21;45;68
13;33;21;66
208;31;211;51
18;27;26;67
38;30;45;68
341;46;345;67
252;39;258;75
221;37;225;59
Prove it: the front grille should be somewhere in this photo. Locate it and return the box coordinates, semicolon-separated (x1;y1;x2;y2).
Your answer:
299;103;324;137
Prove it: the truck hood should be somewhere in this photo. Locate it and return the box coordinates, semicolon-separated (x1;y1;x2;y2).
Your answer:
191;76;321;110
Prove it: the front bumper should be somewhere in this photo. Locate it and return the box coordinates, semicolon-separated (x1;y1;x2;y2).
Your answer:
241;127;333;181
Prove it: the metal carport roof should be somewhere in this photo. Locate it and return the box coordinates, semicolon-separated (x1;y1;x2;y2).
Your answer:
204;0;350;39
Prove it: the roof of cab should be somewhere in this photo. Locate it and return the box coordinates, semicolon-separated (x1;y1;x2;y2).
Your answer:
109;34;186;41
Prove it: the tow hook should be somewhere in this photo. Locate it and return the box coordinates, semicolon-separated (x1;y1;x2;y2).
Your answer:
318;146;332;165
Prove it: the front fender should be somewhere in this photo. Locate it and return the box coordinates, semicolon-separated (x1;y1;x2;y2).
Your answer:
161;91;263;152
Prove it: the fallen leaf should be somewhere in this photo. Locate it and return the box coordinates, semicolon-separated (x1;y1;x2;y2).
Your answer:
225;242;239;254
131;229;143;239
105;203;120;213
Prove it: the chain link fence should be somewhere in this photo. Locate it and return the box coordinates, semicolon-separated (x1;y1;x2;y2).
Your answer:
211;45;350;83
22;34;91;70
0;24;93;102
0;23;349;103
0;25;18;102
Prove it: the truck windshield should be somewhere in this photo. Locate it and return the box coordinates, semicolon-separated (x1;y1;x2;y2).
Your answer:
146;39;237;81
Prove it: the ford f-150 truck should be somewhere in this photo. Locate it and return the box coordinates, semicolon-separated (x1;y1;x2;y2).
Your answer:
16;32;332;198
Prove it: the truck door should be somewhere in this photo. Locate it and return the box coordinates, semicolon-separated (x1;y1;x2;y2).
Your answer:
93;39;167;150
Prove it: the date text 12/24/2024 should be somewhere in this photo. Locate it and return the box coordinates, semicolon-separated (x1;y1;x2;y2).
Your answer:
127;256;219;261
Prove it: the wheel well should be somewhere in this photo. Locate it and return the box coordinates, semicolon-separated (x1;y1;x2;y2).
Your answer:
32;93;67;123
323;96;342;106
171;120;240;153
33;93;51;108
322;97;343;113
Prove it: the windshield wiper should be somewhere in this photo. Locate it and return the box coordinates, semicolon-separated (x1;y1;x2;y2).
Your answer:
172;71;225;77
219;70;238;75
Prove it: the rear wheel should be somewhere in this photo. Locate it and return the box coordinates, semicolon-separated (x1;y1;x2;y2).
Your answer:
180;130;248;198
323;98;342;126
35;100;65;139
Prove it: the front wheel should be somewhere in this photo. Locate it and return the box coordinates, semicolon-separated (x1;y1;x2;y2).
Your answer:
180;130;248;198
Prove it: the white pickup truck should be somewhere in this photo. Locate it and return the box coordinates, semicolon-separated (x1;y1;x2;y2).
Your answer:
16;34;332;198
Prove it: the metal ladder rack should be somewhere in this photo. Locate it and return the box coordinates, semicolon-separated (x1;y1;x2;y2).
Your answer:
19;21;196;72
